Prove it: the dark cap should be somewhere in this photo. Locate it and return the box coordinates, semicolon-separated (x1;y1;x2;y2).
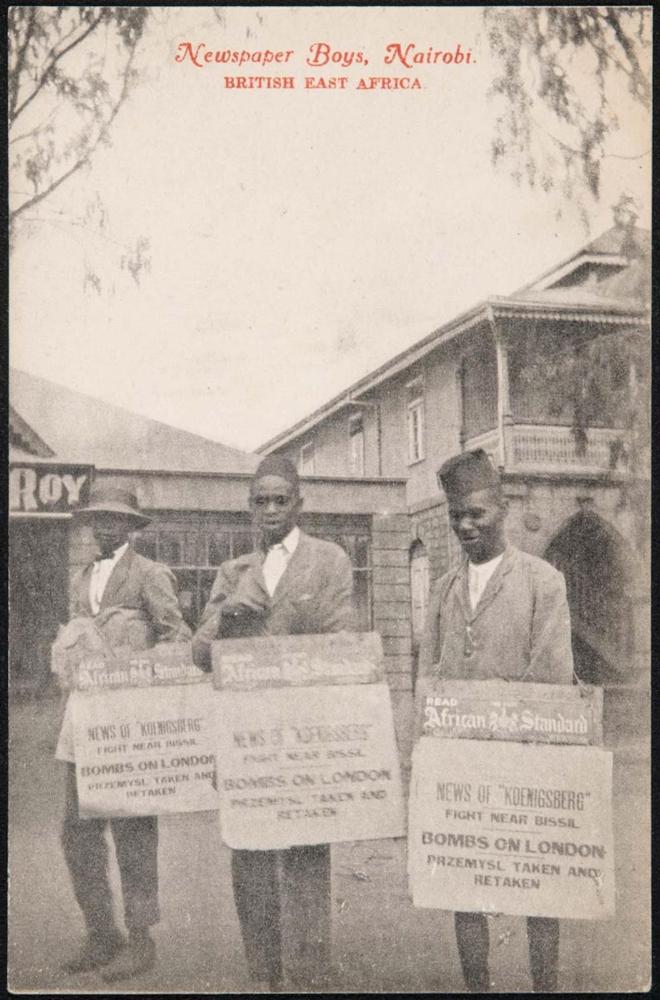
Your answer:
437;449;500;501
74;485;151;525
253;454;300;490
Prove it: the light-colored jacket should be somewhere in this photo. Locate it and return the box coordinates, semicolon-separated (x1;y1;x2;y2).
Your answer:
192;530;356;669
71;546;192;647
418;545;573;685
56;546;191;761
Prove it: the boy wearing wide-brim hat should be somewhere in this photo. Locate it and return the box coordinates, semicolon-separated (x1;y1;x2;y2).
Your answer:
419;450;574;993
56;485;191;983
74;486;153;525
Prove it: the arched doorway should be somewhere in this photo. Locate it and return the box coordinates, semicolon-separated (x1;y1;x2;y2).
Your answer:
544;512;634;686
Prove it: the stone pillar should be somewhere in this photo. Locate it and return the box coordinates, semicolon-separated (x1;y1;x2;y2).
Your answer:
371;513;414;762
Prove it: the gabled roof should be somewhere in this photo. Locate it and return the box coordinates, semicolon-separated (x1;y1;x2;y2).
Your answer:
517;225;650;294
9;404;55;458
259;225;649;454
9;368;259;474
582;225;650;258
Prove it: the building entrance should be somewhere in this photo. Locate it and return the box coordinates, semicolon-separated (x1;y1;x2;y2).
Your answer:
544;512;633;686
9;520;69;696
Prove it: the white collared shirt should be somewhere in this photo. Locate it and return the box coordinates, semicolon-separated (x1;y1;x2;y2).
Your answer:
89;542;129;615
262;526;300;597
467;552;504;610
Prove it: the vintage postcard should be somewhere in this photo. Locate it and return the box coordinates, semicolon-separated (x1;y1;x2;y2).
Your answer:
8;5;651;994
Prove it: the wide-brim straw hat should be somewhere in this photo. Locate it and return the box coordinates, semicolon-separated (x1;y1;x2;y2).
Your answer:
74;486;151;526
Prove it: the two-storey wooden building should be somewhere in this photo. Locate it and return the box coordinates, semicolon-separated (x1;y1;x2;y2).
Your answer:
260;219;650;747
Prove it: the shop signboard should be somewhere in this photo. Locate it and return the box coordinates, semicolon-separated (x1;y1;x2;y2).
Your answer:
10;462;93;515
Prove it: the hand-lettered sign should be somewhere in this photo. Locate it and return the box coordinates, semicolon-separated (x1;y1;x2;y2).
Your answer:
211;633;404;849
66;646;218;818
408;738;615;919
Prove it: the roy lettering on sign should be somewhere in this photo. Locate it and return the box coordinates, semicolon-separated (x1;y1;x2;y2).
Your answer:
10;463;92;514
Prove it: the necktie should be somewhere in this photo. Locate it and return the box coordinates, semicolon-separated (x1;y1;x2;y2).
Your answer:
262;543;288;597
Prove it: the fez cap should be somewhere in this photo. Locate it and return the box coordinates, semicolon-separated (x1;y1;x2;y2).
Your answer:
438;449;500;501
253;454;300;490
74;485;151;526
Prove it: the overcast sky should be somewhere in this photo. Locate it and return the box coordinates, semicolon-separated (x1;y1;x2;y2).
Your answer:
10;6;651;453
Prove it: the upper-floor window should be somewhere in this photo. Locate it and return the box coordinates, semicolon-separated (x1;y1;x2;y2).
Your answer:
299;440;315;475
348;413;365;476
406;379;425;464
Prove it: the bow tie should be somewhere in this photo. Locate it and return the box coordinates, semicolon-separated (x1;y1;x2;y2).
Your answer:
262;542;285;555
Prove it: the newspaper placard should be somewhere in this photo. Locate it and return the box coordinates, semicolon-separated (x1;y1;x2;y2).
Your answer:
73;643;208;690
215;682;404;849
212;631;384;690
416;678;603;745
212;633;405;850
70;647;218;817
408;738;614;919
212;632;404;848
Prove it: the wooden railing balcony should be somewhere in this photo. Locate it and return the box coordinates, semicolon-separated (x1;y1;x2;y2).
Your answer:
464;424;627;474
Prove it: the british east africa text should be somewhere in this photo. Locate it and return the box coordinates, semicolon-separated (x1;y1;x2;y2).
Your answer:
219;76;423;90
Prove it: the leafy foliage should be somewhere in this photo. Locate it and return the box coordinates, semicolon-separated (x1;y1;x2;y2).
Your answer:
9;6;150;284
484;7;651;207
516;324;649;463
516;318;650;553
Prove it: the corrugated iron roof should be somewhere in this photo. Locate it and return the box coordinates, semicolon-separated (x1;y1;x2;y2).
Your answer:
9;369;259;474
582;225;650;258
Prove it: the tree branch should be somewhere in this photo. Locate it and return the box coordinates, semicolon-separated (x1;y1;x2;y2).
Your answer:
11;13;105;124
10;44;138;226
604;7;651;107
9;106;59;147
8;7;37;118
20;212;138;251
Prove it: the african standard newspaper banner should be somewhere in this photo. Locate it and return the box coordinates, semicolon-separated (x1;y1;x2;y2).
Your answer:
408;737;615;920
415;677;604;745
70;645;218;818
212;632;405;849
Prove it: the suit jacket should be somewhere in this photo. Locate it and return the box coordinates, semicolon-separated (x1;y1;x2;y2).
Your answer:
192;530;356;669
418;545;573;686
56;547;191;762
72;546;192;649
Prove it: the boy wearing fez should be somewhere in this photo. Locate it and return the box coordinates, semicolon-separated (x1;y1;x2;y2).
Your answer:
56;486;191;983
418;449;574;993
192;454;356;992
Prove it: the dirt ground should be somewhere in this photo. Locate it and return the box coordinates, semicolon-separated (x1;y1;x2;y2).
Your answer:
8;695;651;994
